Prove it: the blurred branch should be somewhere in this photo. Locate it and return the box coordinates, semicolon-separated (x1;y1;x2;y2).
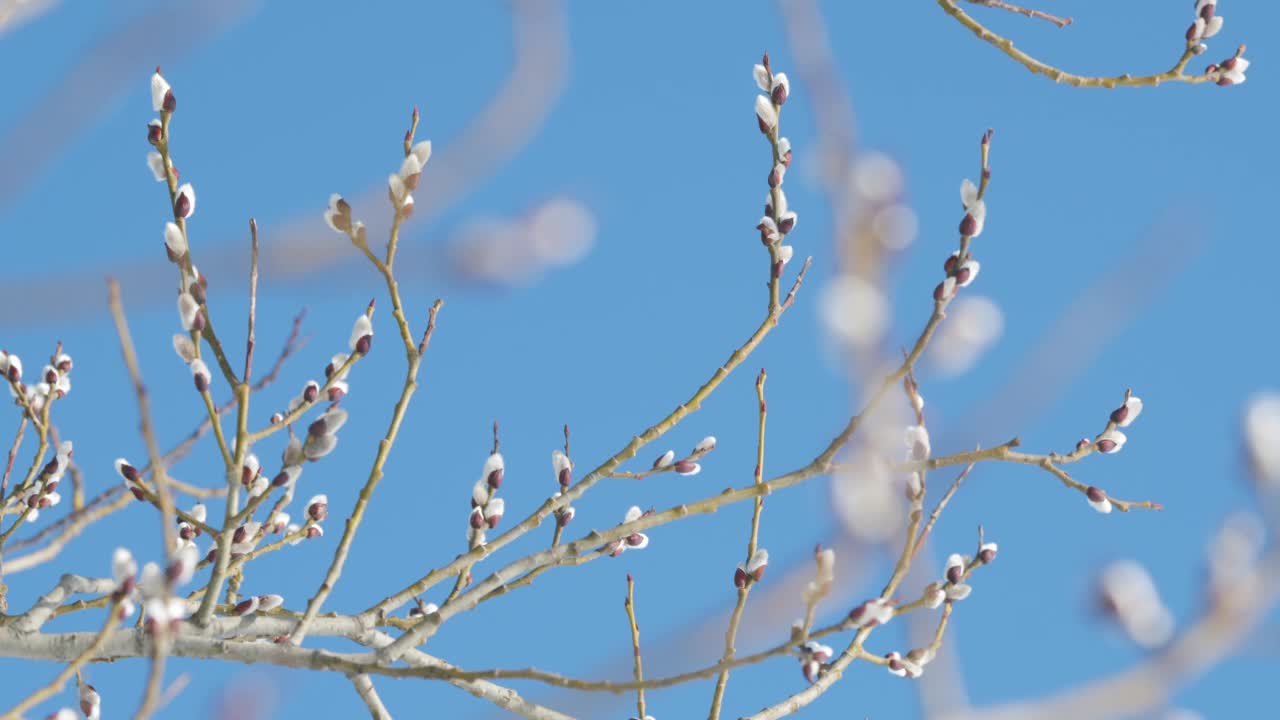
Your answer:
0;0;569;328
0;0;57;36
941;544;1280;720
0;0;259;219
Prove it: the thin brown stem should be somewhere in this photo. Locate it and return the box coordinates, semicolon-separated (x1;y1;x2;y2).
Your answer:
709;368;768;718
245;217;259;382
965;0;1071;28
913;459;978;561
624;574;645;719
108;281;177;558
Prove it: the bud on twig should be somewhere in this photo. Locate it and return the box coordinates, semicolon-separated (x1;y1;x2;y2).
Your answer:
307;495;328;522
483;452;505;489
151;69;175;113
552;449;572;488
1086;486;1113;514
349;314;374;355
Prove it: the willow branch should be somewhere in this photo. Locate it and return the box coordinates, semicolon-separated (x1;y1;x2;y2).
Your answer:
288;140;446;643
938;0;1217;88
364;240;810;627
709;368;768;718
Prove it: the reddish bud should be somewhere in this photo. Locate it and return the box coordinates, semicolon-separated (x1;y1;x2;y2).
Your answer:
556;506;575;527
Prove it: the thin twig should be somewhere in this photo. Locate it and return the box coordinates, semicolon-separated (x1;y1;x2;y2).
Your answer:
965;0;1071;28
107;280;177;557
624;574;645;719
245;218;259;382
913;458;978;561
708;368;768;718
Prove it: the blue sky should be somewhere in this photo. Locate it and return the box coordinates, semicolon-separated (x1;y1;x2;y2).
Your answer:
0;1;1275;718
